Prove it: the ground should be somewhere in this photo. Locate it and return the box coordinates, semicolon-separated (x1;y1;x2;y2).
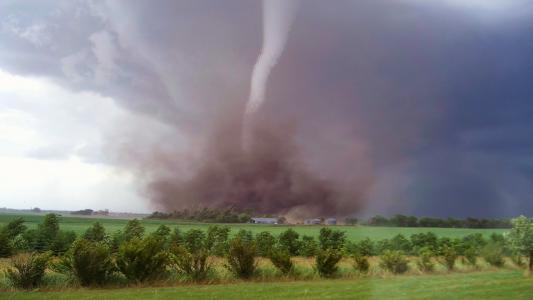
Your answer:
0;213;508;241
1;270;531;300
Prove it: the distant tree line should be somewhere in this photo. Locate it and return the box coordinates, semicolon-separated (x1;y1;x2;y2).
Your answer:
364;215;512;228
148;207;252;223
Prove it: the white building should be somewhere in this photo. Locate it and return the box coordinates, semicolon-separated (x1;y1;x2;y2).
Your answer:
250;217;278;224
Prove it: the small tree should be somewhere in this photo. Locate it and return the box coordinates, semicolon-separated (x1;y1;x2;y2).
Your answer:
206;225;230;256
278;229;301;256
417;247;435;272
225;236;257;279
68;239;115;286
352;252;370;274
84;222;107;242
123;219;145;242
116;236;170;282
507;216;533;273
380;250;409;274
464;247;478;267
440;245;457;270
300;235;318;257
269;246;294;275
481;242;505;268
171;244;211;282
255;231;276;257
0;230;13;258
318;228;346;251
6;252;50;289
315;249;343;277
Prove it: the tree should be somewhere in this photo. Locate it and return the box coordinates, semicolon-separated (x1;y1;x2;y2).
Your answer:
319;228;346;251
507;216;533;272
278;229;301;256
123;219;145;241
3;217;27;239
84;222;106;242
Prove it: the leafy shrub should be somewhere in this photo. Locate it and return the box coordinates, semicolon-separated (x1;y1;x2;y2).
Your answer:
50;231;77;256
206;225;230;256
511;253;525;267
269;247;294;275
481;243;505;267
410;232;438;253
170;227;184;246
83;222;107;242
464;247;478;267
0;231;14;258
300;235;318;257
116;236;170;282
352;253;370;274
440;245;458;270
278;229;301;256
315;249;343;278
255;231;276;257
417;247;435;272
390;234;412;254
3;218;27;239
319;228;346;251
123;219;145;242
171;245;211;281
183;229;207;253
225;236;257;279
380;250;409;274
68;239;115;286
6;252;50;289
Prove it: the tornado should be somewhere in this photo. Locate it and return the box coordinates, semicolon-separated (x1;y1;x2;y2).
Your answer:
243;0;300;150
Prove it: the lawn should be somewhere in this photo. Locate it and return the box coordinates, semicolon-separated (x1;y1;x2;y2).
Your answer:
0;213;508;241
1;270;531;300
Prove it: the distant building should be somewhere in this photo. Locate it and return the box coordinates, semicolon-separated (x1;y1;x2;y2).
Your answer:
304;218;322;225
250;217;279;224
325;218;337;225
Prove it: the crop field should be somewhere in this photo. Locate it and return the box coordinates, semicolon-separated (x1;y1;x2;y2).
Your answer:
1;270;532;300
0;213;507;241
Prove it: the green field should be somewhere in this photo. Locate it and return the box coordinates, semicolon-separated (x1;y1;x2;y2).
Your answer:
0;213;508;241
1;270;531;300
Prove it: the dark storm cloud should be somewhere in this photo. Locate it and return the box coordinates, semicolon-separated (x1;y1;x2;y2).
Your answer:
1;0;533;217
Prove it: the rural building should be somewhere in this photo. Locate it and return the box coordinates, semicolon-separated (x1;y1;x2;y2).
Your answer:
250;217;279;224
325;218;337;225
304;218;322;225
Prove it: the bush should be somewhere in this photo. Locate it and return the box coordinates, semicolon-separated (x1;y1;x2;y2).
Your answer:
3;217;27;239
269;247;294;275
50;231;77;256
171;245;211;282
417;247;435;272
206;225;230;256
352;253;370;274
278;229;301;256
116;236;170;282
315;249;343;278
318;228;346;251
83;222;107;242
225;236;257;279
390;234;412;254
0;231;14;258
481;243;505;267
440;245;458;270
170;227;184;246
123;219;145;242
410;232;438;253
68;239;115;286
183;229;207;253
6;252;50;289
300;235;318;257
255;231;276;257
464;247;478;267
380;250;409;274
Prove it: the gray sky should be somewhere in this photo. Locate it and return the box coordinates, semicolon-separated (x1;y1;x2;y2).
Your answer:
1;0;533;217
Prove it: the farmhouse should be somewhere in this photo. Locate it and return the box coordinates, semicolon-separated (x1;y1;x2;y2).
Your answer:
304;218;322;225
250;217;279;224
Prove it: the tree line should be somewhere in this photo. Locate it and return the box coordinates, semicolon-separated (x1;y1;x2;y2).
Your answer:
1;214;532;290
363;215;512;228
148;208;252;223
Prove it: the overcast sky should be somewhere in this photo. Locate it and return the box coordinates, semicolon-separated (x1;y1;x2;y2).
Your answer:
1;0;533;217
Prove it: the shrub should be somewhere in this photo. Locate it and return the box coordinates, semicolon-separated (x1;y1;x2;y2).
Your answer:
170;227;184;246
417;247;435;272
0;231;14;258
255;231;276;257
511;253;525;267
123;219;145;242
206;225;230;256
380;250;409;274
50;231;77;256
464;247;478;267
171;245;211;281
315;249;343;278
481;243;505;267
440;245;458;270
68;239;115;286
269;247;294;275
410;232;438;253
83;222;107;242
390;234;412;254
116;236;170;282
6;252;50;289
352;253;370;274
3;217;27;239
318;228;346;251
278;229;301;256
300;235;318;257
225;236;257;279
183;229;207;253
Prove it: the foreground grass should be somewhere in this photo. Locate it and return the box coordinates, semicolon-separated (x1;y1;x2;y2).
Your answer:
1;270;532;300
0;213;507;241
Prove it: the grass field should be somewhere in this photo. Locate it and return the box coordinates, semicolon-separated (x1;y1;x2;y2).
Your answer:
0;213;508;241
1;270;531;300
